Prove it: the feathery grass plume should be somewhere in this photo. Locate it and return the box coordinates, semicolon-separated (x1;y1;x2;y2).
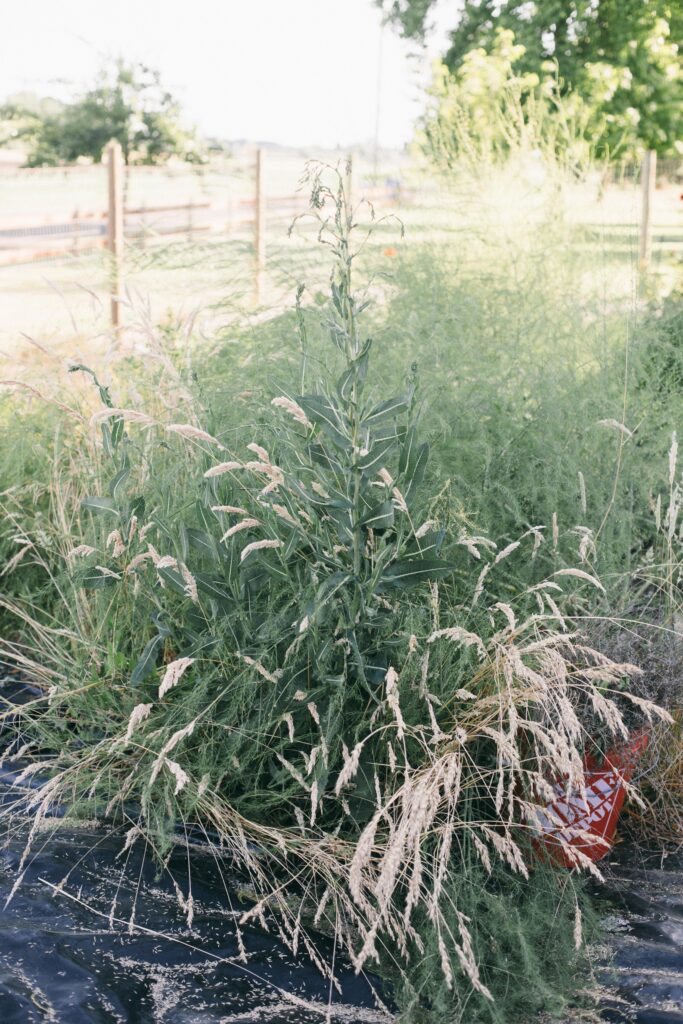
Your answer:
669;432;678;488
124;703;153;742
89;408;155;426
159;657;195;699
552;567;605;592
67;544;97;559
149;721;196;786
240;538;282;562
597;419;633;438
106;530;126;558
384;666;405;740
271;396;313;428
204;461;242;477
166;423;225;448
246;442;270;462
270;503;299;526
221;518;260;541
237;653;282;683
211;504;248;514
2;542;33;576
164;758;189;795
93;565;122;580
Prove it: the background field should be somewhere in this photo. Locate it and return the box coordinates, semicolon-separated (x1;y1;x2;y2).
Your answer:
1;152;681;369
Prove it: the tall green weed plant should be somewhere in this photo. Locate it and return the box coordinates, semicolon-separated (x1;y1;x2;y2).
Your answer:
0;164;671;1021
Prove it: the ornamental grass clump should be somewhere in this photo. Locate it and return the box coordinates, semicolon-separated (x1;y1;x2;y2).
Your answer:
1;164;669;1021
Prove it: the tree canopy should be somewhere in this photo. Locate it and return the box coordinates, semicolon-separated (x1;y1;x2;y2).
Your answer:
2;62;202;166
379;0;683;157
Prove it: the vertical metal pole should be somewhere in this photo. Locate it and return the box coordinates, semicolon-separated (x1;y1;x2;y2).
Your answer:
106;139;124;330
254;147;266;305
639;149;657;269
372;25;383;180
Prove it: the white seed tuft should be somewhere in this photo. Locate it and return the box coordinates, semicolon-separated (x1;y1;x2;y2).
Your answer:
159;657;195;699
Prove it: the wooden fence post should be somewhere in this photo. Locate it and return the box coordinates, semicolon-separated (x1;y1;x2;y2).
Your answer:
187;198;194;243
254;148;265;305
639;149;657;270
106;139;124;330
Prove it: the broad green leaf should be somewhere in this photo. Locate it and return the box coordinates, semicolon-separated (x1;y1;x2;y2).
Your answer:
315;571;352;610
363;396;408;427
327;320;349;353
297;394;349;449
409;528;445;558
108;468;130;500
195;573;232;604
196;500;216;535
289;477;352;510
150;612;172;638
81;496;119;516
405;442;429;501
157;565;190;597
129;496;146;521
309;443;344;474
179;522;190;563
77;568;119;590
110;416;124;450
259;555;291;582
373;422;401;442
360;501;395;531
399;426;418;477
328;505;353;539
330;282;344;316
358;437;397;472
287;478;330;507
379;557;455;589
337;343;370;401
364;651;388;685
101;424;114;458
131;634;164;685
187;528;216;558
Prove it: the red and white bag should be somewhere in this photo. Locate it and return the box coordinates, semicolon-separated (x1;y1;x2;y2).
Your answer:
533;730;649;867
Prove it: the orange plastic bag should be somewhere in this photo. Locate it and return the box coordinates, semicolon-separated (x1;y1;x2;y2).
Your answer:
532;730;649;867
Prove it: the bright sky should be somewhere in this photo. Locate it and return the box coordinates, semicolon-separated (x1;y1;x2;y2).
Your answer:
2;0;454;149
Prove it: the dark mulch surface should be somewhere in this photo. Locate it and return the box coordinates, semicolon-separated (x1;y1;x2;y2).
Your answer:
594;846;683;1023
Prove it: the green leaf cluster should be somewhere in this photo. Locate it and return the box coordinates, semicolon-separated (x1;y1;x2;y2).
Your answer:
381;0;683;160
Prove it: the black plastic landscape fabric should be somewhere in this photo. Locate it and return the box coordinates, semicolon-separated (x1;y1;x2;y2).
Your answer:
0;677;389;1024
0;824;388;1024
597;848;683;1023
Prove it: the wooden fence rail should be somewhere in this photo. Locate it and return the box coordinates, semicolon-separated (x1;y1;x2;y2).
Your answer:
0;147;413;325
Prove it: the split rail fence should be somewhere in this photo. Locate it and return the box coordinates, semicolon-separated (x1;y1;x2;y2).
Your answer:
0;142;410;328
0;144;664;329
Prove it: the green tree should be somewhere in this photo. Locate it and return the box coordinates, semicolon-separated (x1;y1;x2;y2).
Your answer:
4;62;202;166
379;0;683;157
419;29;597;173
